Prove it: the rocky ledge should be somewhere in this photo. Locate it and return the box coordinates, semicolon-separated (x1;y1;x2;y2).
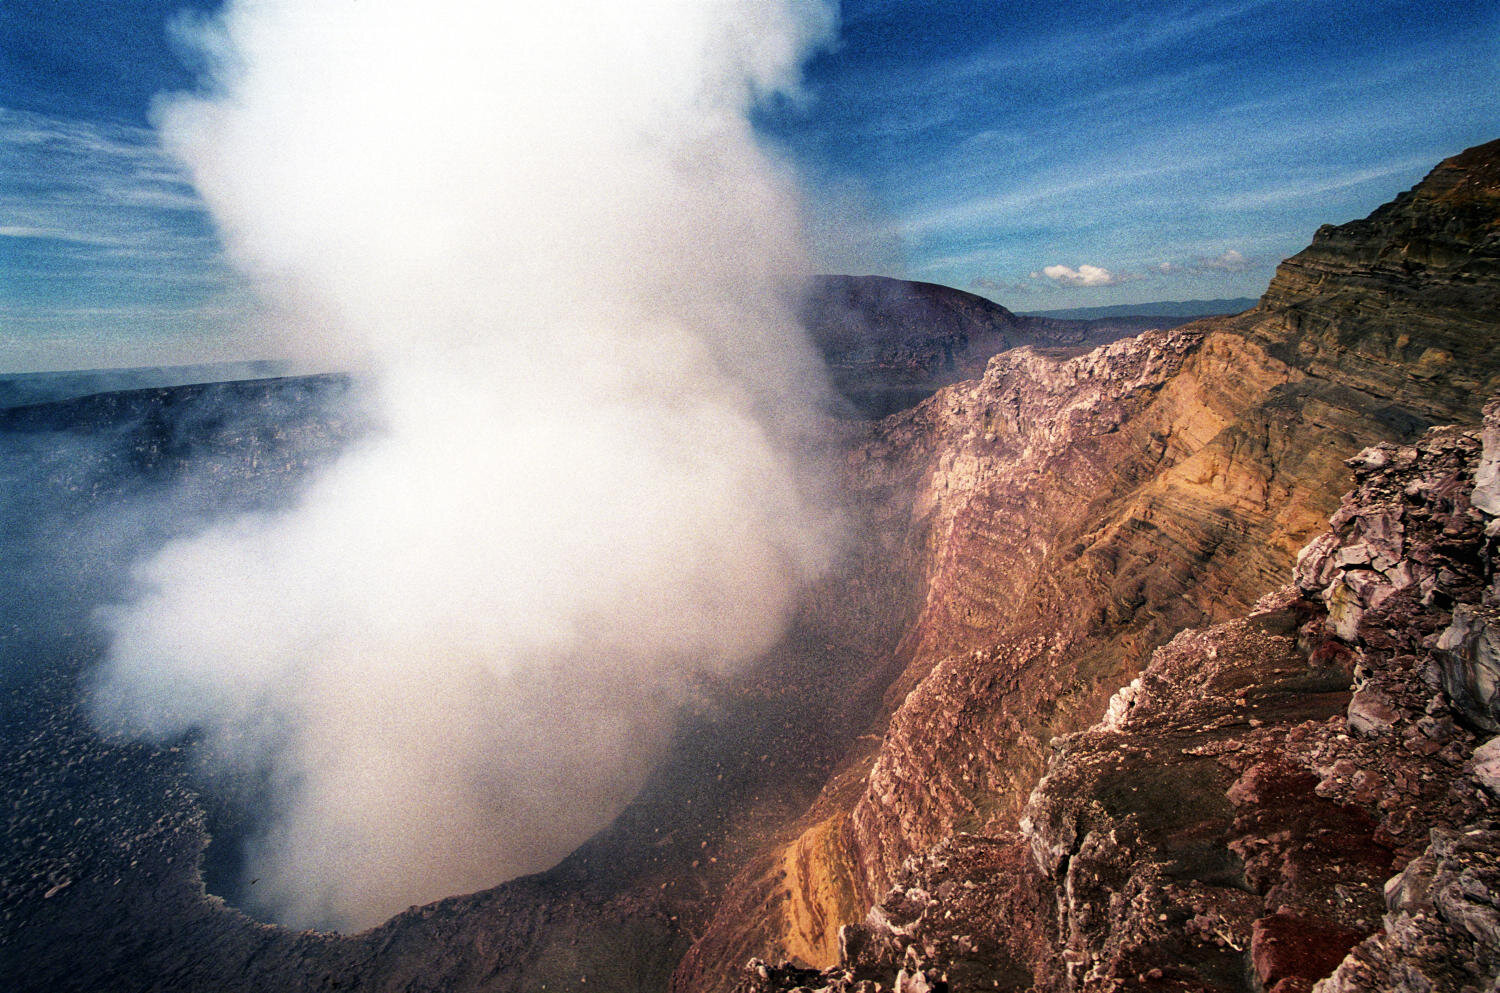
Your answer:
737;402;1500;992
1248;138;1500;422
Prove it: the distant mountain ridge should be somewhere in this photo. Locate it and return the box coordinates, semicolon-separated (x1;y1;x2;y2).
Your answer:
0;361;295;409
1022;297;1258;321
802;275;1166;417
4;288;1206;421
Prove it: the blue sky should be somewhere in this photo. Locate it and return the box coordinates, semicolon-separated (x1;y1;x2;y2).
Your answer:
765;0;1500;308
1;0;1497;370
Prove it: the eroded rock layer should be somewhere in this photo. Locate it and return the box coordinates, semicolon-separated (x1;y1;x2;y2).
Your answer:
737;399;1500;993
1249;139;1500;421
682;139;1500;989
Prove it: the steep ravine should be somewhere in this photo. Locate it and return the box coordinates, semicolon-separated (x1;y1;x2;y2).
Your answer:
677;138;1500;990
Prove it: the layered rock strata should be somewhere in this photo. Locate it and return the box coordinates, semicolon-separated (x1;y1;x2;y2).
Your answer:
684;139;1500;988
6;140;1498;993
738;400;1500;993
1248;140;1500;422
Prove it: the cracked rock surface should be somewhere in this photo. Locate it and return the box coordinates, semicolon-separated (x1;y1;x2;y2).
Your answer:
739;402;1500;993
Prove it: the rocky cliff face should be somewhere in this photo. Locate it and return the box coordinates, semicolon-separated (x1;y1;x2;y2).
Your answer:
679;139;1500;990
734;390;1500;993
1248;139;1500;423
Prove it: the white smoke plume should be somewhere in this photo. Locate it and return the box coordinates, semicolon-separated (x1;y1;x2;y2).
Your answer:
88;0;840;931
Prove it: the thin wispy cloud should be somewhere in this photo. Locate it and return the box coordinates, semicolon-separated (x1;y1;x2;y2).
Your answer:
1155;249;1259;276
1215;158;1434;211
5;0;1497;354
935;0;1276;97
765;0;1496;308
1192;250;1252;273
0;224;123;246
897;154;1213;239
0;109;217;251
0;107;252;369
970;276;1033;296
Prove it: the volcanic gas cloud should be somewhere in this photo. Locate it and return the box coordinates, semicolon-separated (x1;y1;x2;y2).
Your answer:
89;0;840;930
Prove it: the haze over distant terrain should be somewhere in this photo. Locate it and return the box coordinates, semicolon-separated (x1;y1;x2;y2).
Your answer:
1022;298;1259;321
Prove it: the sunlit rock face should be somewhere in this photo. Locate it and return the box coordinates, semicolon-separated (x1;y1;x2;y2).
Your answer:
680;139;1500;991
733;380;1500;993
1250;137;1500;423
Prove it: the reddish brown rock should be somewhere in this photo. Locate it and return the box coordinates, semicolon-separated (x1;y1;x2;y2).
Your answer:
736;395;1500;993
682;140;1500;991
1250;912;1363;989
9;142;1500;993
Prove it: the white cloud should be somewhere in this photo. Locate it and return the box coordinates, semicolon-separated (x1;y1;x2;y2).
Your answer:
1039;263;1134;287
971;276;1033;295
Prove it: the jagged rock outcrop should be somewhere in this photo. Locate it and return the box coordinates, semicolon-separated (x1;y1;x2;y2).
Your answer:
681;323;1319;987
1249;139;1500;422
682;139;1500;990
738;399;1500;993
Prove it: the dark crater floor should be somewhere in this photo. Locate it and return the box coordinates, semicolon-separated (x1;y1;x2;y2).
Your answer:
0;373;907;993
